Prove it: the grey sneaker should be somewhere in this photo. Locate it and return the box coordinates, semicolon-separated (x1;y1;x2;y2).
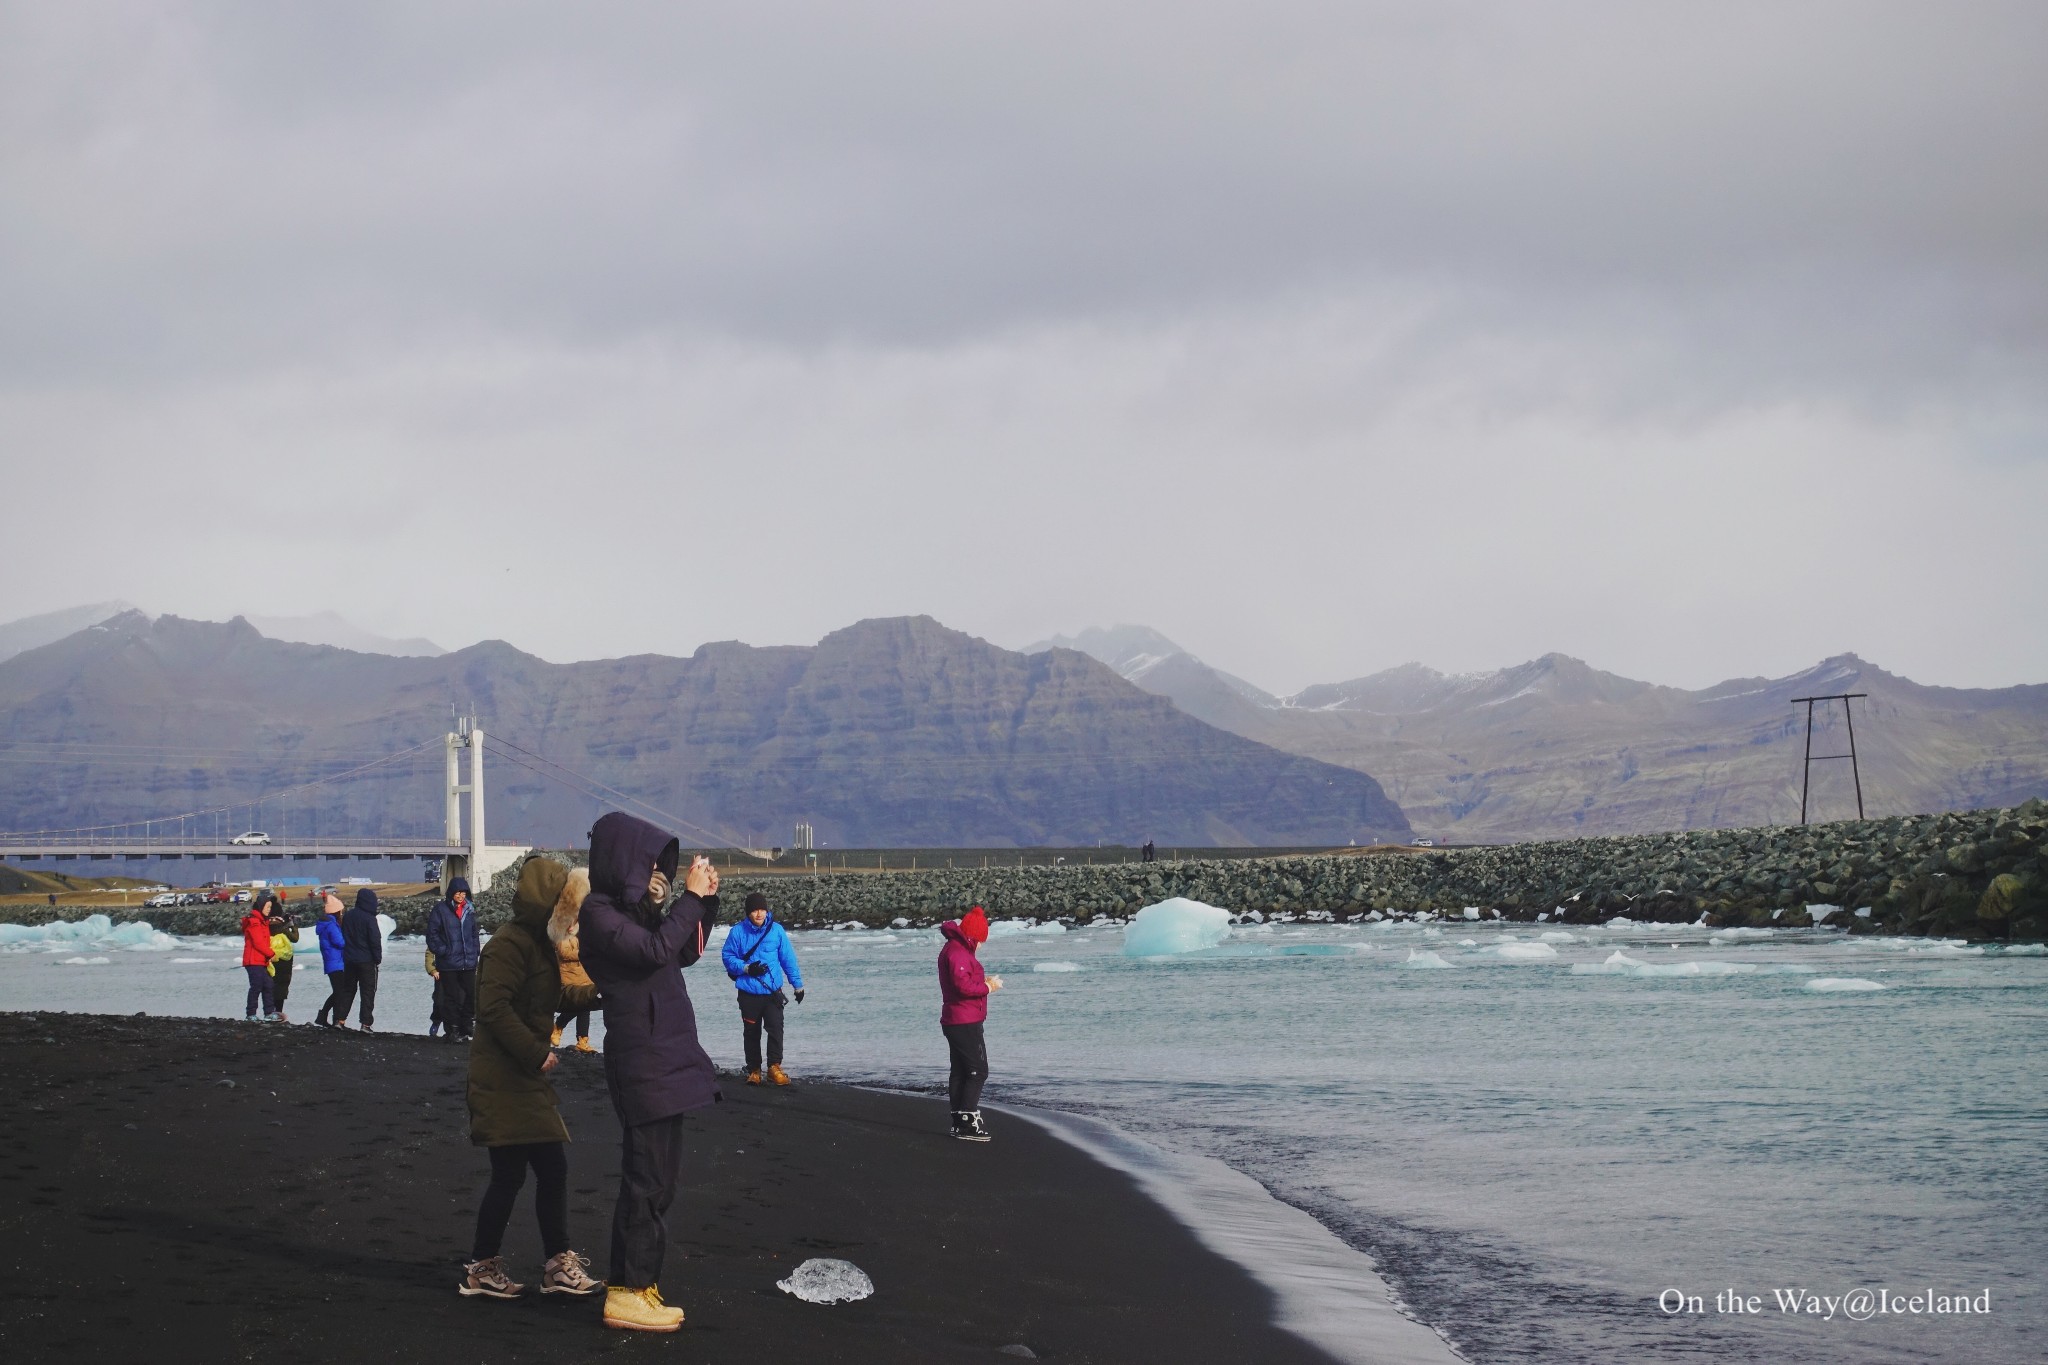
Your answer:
540;1249;604;1296
459;1255;524;1299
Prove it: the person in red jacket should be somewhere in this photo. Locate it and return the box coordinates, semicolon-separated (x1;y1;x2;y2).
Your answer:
936;905;1003;1142
241;895;278;1022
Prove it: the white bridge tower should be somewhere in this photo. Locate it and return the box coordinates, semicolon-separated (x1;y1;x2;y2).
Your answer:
441;716;528;894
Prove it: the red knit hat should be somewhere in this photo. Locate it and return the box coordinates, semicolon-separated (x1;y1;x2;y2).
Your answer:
959;905;989;944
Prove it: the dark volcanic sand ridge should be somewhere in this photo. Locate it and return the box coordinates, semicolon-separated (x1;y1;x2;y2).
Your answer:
0;1012;1336;1364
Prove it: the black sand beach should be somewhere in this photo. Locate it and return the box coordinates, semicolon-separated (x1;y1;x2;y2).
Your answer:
0;1012;1339;1364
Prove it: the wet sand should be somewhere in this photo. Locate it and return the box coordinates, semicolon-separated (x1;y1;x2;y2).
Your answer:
0;1011;1339;1364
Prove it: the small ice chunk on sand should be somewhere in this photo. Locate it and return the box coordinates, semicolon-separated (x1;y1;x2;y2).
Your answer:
1032;961;1083;973
1806;977;1886;992
1401;949;1455;969
777;1257;873;1304
1122;899;1231;957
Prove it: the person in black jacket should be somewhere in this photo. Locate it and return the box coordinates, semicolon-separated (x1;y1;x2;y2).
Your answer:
577;813;720;1333
335;887;385;1031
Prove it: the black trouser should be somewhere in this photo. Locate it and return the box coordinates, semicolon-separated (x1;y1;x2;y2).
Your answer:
609;1115;684;1289
441;968;477;1036
555;1007;590;1039
943;1021;988;1112
473;1142;569;1261
738;989;785;1070
271;958;294;1011
243;964;275;1018
337;962;379;1027
430;974;445;1029
317;970;348;1024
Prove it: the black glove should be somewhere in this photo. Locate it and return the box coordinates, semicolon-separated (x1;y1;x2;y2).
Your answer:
793;989;805;1004
700;893;720;925
745;961;769;977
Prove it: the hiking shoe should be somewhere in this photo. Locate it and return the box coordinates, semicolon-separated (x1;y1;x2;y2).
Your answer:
550;1027;563;1048
540;1250;603;1296
767;1064;791;1086
745;1069;763;1086
574;1037;596;1054
459;1256;524;1299
603;1285;683;1332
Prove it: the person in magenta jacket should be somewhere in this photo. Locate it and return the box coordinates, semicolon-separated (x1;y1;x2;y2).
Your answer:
936;905;1003;1142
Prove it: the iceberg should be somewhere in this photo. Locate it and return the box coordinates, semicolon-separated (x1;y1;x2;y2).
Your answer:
1401;949;1455;969
0;915;176;952
990;919;1067;937
1032;961;1084;973
1806;978;1886;992
776;1257;874;1305
58;955;111;965
1493;941;1559;961
1122;899;1231;957
1538;931;1578;944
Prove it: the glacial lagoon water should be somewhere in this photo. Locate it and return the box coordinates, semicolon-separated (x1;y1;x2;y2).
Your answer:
4;909;2042;1363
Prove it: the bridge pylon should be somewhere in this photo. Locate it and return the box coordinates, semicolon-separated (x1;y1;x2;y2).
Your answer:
441;716;527;894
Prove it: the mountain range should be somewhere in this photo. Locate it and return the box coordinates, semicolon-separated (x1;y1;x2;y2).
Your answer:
0;603;443;665
0;612;1407;849
1029;625;2048;841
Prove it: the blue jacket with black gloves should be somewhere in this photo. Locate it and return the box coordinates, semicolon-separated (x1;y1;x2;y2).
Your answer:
722;914;803;996
315;915;347;974
425;878;482;972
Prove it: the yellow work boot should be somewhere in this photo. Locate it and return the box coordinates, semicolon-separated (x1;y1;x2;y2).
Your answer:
603;1285;683;1332
575;1037;596;1054
550;1027;563;1048
767;1064;791;1086
745;1069;763;1086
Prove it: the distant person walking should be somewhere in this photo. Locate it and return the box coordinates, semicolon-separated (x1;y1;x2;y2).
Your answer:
313;894;349;1027
337;887;384;1031
1142;840;1156;863
240;893;277;1022
427;877;482;1043
458;855;605;1301
721;892;804;1085
577;813;721;1334
937;905;1002;1142
267;898;299;1023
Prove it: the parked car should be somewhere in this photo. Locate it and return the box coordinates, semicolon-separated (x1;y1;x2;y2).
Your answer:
145;893;179;908
230;890;251;902
205;888;234;903
231;831;272;846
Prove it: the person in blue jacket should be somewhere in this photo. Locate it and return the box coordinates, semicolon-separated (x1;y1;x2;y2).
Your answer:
313;894;350;1027
720;892;804;1086
427;877;484;1043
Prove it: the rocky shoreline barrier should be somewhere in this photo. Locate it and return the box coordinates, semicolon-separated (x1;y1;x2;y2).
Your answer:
14;800;2041;942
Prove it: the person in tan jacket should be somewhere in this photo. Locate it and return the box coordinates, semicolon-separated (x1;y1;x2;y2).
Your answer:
551;904;598;1053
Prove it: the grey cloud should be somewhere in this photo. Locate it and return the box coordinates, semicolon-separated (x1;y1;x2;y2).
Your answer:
2;3;2043;408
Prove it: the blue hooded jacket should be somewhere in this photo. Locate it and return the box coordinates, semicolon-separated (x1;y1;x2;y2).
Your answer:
341;888;384;966
722;913;802;995
315;912;347;974
426;876;482;972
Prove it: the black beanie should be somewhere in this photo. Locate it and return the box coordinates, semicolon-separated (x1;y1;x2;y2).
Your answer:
744;892;769;913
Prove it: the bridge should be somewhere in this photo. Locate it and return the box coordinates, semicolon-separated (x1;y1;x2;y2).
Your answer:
0;719;528;890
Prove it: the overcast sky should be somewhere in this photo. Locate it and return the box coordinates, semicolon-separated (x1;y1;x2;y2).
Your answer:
3;2;2044;693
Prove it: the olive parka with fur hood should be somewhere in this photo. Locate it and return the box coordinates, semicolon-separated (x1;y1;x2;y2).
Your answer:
466;856;598;1147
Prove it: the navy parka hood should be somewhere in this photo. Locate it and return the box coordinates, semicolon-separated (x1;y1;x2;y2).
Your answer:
588;811;680;912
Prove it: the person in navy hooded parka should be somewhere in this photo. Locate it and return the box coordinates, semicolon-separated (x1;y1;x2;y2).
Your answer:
575;812;720;1333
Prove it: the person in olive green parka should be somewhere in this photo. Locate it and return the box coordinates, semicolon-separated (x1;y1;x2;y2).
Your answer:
458;856;605;1301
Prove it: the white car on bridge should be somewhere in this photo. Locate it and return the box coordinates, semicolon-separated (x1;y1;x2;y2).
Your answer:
230;831;272;846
